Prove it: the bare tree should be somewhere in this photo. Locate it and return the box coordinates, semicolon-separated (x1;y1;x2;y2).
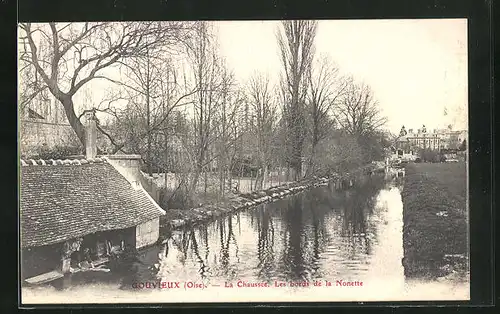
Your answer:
334;78;387;138
276;20;317;180
109;47;197;174
18;22;192;151
247;73;278;189
18;45;50;114
306;55;348;175
184;21;229;198
213;76;243;197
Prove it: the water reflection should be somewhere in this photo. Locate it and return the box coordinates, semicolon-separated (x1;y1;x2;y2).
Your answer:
22;174;469;302
151;175;395;286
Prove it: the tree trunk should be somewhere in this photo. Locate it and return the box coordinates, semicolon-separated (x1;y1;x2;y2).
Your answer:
189;169;201;200
61;98;86;147
219;157;224;198
204;166;208;195
255;168;262;190
146;52;152;176
262;165;269;190
164;131;169;191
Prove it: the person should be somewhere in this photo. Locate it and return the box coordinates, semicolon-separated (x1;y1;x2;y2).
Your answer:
83;248;92;262
78;247;94;269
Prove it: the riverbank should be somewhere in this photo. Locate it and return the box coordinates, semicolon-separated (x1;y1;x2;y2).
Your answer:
159;176;333;237
157;162;385;243
401;162;468;281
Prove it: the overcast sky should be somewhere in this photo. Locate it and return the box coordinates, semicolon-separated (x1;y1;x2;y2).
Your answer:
24;19;468;134
216;19;468;133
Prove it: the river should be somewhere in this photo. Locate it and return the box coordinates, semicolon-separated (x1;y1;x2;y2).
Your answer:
22;175;469;304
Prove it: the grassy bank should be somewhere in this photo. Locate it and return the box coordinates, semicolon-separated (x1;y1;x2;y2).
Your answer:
402;162;468;280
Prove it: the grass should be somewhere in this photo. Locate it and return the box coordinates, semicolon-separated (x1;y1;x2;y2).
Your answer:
402;162;468;280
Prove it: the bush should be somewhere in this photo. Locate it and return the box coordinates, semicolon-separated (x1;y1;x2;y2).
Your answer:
419;149;440;163
30;145;83;160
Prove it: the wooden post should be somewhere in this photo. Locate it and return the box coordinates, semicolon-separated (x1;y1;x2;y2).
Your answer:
61;257;71;274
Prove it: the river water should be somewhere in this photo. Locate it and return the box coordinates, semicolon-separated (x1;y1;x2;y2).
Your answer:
22;175;469;303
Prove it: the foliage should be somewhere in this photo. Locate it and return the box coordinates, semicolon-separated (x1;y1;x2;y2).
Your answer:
19;21;392;208
312;133;364;175
30;145;83;160
277;20;317;180
418;148;441;163
357;132;390;163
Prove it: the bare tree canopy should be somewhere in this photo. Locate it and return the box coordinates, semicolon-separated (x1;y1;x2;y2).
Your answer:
18;22;193;149
19;21;395;208
334;77;387;137
306;55;349;174
276;20;317;180
246;72;278;188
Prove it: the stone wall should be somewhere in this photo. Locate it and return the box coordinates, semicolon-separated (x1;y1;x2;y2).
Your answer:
135;218;160;249
139;174;161;204
106;154;162;205
19;119;80;156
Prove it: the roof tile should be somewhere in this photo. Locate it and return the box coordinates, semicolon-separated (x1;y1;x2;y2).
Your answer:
20;162;164;248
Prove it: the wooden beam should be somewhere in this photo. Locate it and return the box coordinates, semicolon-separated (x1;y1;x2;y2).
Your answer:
25;270;64;285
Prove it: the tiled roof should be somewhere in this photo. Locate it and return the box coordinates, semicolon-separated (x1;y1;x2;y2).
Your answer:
20;157;165;248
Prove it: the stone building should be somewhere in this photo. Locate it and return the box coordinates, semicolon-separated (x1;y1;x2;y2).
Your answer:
396;125;467;154
20;115;165;285
19;98;79;157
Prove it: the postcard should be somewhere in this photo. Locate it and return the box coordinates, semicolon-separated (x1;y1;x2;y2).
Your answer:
18;19;469;304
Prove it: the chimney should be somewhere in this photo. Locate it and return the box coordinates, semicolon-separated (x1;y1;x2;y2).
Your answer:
105;154;144;190
85;111;97;160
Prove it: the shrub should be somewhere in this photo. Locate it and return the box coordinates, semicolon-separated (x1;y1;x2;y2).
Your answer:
31;145;83;160
419;149;440;163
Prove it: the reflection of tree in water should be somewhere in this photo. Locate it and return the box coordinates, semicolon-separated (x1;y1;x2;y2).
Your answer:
341;175;386;256
243;175;389;282
190;228;211;279
218;219;229;269
200;225;210;270
174;229;191;265
281;195;307;281
214;215;240;280
306;192;330;279
236;212;242;236
296;188;335;279
255;204;276;280
248;188;340;281
117;245;159;290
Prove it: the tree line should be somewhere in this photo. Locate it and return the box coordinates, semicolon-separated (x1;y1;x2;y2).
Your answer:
18;21;389;208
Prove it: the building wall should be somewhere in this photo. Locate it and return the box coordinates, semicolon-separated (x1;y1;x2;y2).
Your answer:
135;218;160;249
21;243;64;280
19;120;79;156
436;130;467;150
107;155;162;203
139;173;161;204
407;136;441;151
106;156;143;187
